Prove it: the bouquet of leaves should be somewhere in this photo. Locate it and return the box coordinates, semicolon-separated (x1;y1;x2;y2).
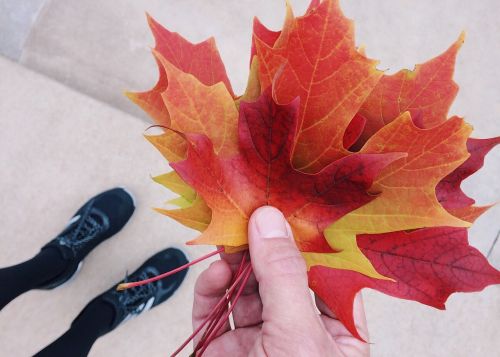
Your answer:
122;0;500;354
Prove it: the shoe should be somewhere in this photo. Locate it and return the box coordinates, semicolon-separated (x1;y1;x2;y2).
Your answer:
75;248;188;331
36;187;136;289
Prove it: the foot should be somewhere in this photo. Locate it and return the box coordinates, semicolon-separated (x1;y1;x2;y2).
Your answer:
74;248;188;331
37;187;135;289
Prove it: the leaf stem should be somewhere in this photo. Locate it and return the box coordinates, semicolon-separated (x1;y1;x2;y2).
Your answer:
170;260;251;357
196;264;253;356
196;251;249;349
117;247;225;291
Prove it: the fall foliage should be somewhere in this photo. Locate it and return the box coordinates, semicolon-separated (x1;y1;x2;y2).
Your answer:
128;0;500;339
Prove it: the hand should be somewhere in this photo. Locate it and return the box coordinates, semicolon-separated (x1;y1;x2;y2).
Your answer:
192;206;369;356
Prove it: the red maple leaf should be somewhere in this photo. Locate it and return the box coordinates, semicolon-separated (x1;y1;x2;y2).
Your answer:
309;227;500;339
171;89;404;253
436;137;500;222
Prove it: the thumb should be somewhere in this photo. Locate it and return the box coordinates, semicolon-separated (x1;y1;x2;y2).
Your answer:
248;206;317;324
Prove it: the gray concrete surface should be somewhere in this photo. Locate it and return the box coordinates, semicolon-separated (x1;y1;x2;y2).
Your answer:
0;0;499;356
16;0;500;129
0;57;212;356
0;57;499;357
0;0;46;60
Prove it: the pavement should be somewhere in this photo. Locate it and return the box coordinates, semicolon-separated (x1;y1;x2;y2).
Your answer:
0;0;499;356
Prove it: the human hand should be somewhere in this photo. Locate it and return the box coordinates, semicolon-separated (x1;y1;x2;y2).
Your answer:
192;206;369;356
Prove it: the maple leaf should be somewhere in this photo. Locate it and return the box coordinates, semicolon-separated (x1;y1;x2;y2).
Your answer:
436;137;500;222
146;130;187;163
353;33;464;148
152;172;211;232
143;48;241;230
305;112;472;277
309;227;500;339
149;50;239;158
127;14;234;126
253;0;383;172
170;89;404;253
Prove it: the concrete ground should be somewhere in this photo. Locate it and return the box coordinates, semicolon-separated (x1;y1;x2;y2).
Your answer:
0;1;499;356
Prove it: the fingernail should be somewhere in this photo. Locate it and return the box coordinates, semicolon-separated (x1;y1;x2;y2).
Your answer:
254;206;289;239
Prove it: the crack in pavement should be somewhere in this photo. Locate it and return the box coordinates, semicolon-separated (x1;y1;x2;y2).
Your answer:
486;229;500;259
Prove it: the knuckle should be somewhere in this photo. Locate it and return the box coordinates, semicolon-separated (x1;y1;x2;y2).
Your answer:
263;246;307;276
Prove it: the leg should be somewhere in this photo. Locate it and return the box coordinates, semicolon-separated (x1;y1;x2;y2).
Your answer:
0;187;135;310
35;299;115;357
0;248;67;310
35;248;189;356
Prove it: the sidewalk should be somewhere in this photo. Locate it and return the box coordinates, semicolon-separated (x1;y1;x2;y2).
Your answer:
0;57;213;356
1;51;499;357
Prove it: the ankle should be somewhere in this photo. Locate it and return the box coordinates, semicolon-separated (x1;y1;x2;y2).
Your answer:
72;299;116;337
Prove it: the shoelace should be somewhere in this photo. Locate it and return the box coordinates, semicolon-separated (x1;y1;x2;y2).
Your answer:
119;270;158;316
58;200;108;255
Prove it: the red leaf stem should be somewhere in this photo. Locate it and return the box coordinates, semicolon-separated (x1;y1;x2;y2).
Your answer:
196;264;253;356
117;248;225;291
201;251;249;343
170;259;251;356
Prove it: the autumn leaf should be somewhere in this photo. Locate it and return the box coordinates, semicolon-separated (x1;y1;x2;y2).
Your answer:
171;89;404;252
436;137;500;222
250;17;280;60
253;0;383;172
151;50;239;157
153;171;196;202
309;227;500;339
145;130;209;227
354;33;464;148
152;172;211;232
251;1;294;61
127;14;234;126
303;112;472;278
141;45;240;229
154;196;211;232
145;131;187;163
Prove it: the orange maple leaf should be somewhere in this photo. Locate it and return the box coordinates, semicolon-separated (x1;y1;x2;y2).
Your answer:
354;33;464;148
127;14;234;126
254;0;382;172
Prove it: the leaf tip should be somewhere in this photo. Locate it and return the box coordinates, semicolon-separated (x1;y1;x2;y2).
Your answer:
458;31;466;46
146;12;159;30
124;90;138;103
446;31;466;57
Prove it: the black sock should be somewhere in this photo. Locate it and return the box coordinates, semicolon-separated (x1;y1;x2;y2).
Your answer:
35;299;115;357
0;248;68;310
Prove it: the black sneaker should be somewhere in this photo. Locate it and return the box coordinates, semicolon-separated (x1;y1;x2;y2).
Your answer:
75;248;188;330
36;187;136;289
